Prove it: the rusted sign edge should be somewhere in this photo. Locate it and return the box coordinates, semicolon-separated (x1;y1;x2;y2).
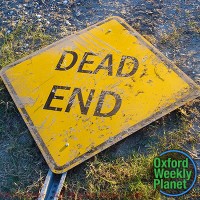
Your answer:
0;16;200;173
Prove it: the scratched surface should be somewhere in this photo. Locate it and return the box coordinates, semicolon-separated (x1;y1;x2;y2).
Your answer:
0;17;199;173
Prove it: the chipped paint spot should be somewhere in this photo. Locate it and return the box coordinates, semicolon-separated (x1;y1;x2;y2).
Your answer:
20;97;35;106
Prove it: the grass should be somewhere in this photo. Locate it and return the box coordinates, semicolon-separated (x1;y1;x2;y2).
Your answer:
64;153;159;200
0;19;53;68
0;20;199;200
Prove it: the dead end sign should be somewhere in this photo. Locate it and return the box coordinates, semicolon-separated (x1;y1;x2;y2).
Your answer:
1;17;199;174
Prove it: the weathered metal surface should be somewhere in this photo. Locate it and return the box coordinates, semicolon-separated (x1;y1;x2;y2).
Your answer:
0;17;199;173
38;170;67;200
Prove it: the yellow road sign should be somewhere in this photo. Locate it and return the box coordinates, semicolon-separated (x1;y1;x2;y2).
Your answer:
0;17;199;173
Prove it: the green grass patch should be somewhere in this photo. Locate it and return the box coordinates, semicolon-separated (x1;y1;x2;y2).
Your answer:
0;20;53;68
0;20;53;200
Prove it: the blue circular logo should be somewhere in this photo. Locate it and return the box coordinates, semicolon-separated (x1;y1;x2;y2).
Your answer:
153;149;197;197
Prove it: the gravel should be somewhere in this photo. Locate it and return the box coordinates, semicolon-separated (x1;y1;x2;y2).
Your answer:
0;0;199;81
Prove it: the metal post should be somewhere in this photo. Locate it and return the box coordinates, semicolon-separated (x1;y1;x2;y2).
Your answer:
38;170;67;200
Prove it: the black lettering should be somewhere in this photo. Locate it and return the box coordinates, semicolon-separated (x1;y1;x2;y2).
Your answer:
77;52;96;74
43;85;71;111
93;54;113;76
65;88;95;115
116;56;139;77
55;50;78;71
94;91;122;117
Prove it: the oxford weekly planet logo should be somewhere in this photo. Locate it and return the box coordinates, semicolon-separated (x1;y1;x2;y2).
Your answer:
153;150;197;197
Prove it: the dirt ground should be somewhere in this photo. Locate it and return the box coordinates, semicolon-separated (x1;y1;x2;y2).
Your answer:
0;0;199;199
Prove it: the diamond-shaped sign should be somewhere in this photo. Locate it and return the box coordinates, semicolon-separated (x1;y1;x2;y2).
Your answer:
1;17;199;173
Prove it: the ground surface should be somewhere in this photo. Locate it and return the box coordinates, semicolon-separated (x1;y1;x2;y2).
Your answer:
0;0;200;199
